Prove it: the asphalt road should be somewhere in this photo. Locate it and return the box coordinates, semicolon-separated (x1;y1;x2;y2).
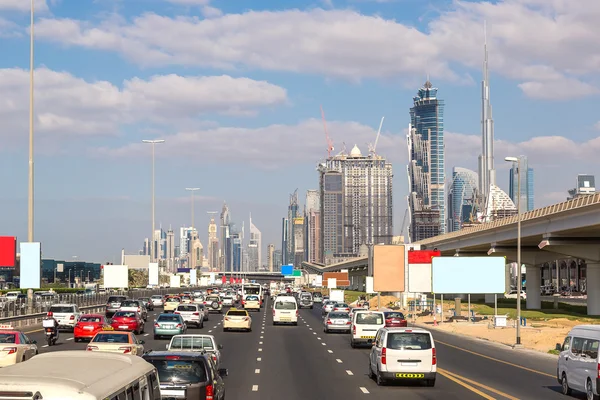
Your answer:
19;299;579;399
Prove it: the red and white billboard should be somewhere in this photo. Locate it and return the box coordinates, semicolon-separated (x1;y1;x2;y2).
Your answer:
0;236;16;268
407;249;441;293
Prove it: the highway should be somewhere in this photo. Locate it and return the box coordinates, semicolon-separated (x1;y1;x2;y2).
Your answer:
21;299;568;399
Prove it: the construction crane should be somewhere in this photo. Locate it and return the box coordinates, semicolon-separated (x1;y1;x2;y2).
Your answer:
400;209;409;238
368;116;385;156
320;105;334;157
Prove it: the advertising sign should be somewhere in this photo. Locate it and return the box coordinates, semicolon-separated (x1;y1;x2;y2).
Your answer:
190;269;197;286
148;263;159;286
327;278;337;289
432;256;506;294
407;249;441;293
281;265;293;276
170;274;181;288
103;265;129;288
0;236;16;268
366;276;375;294
19;242;41;289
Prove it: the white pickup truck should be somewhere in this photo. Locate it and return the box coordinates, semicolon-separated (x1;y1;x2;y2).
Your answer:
166;334;223;367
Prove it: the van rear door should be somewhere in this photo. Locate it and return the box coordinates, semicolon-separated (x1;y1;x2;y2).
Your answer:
384;331;435;373
353;311;384;341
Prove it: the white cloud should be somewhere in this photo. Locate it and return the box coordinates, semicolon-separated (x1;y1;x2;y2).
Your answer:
34;1;600;98
0;0;47;11
201;6;222;18
0;67;287;146
0;16;20;37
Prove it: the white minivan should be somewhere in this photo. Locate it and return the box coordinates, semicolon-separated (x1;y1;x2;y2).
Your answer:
557;324;600;400
272;296;298;325
351;310;385;347
369;327;437;387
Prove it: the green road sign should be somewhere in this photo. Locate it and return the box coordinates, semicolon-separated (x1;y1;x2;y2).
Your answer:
292;270;302;277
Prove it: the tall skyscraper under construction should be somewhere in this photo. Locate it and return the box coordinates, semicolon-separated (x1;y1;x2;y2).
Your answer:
407;79;445;241
318;144;393;264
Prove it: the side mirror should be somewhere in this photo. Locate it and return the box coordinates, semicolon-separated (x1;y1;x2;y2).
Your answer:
139;340;145;344
555;343;562;351
218;344;223;350
218;368;228;377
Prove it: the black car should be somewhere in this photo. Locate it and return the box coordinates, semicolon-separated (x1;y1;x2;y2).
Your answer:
137;297;154;311
143;351;227;400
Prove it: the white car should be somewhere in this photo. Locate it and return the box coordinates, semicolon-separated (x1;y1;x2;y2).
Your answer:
221;295;234;307
351;310;385;347
48;304;82;331
150;295;164;307
272;296;298;325
369;327;437;387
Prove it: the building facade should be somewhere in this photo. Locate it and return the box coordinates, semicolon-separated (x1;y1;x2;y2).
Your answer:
267;244;274;272
568;174;596;199
508;156;534;212
249;214;262;270
448;167;479;232
304;189;321;264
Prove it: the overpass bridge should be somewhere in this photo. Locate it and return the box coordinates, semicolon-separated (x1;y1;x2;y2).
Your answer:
413;193;600;314
210;271;294;282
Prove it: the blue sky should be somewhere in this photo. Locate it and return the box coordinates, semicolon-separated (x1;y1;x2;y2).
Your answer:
1;0;599;263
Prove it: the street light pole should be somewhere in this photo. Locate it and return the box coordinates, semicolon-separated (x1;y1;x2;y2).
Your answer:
143;140;165;263
505;156;522;346
28;0;35;242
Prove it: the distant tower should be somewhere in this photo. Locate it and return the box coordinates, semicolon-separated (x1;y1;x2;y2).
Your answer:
166;228;175;272
267;244;274;272
207;218;219;270
478;22;495;207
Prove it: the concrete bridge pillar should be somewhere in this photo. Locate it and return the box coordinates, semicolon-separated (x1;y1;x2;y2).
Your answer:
526;265;541;309
586;262;600;316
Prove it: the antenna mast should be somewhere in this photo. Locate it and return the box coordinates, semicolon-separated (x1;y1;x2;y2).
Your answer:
368;116;385;156
320;105;334;157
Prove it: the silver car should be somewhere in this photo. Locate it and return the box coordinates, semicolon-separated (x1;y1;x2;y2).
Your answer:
323;311;352;333
175;304;204;328
322;300;335;315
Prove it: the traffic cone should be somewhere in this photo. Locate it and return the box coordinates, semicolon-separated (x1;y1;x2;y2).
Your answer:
433;314;438;326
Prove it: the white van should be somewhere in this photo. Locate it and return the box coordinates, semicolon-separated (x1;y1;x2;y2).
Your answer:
369;327;437;387
272;296;298;325
351;310;385;347
0;350;160;399
557;324;600;399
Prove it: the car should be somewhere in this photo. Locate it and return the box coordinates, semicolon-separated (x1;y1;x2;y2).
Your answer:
322;300;335;314
223;308;252;332
384;311;408;327
369;327;437;387
242;295;260;312
137;297;154;311
299;293;314;309
221;295;234;307
163;296;181;313
180;295;193;304
111;311;145;335
105;296;127;316
272;296;298;325
143;351;227;400
323;311;352;333
351;310;385;348
332;303;351;313
154;313;187;339
48;304;82;331
557;324;600;398
86;329;145;356
166;334;223;368
74;314;110;342
175;304;204;328
0;325;37;367
312;292;323;303
205;295;223;313
150;295;164;308
119;300;148;321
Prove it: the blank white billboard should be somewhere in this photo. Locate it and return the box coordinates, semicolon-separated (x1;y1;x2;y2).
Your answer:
408;264;432;293
148;263;159;286
103;265;129;288
365;276;375;294
432;257;506;294
328;278;337;289
20;242;41;289
170;275;181;288
314;275;323;287
190;269;197;286
209;273;215;284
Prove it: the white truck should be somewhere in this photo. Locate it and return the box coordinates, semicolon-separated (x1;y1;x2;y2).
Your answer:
329;289;344;303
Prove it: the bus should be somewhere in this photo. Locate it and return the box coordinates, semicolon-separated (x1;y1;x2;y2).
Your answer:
242;283;263;306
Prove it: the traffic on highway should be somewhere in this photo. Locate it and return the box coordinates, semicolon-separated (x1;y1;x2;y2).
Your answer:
0;284;586;399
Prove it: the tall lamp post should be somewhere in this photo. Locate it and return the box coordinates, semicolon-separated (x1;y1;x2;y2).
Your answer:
28;0;35;242
186;188;200;267
143;140;165;263
505;156;522;346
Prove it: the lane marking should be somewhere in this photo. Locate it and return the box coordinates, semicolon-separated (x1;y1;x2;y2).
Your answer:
255;369;260;374
437;369;494;400
258;348;263;352
66;338;73;341
257;357;261;361
346;370;354;376
259;341;263;344
336;359;343;363
322;343;326;346
439;368;519;400
260;336;264;339
143;333;149;336
42;344;48;348
313;332;317;335
252;385;259;391
359;387;369;394
208;330;212;333
436;340;554;378
317;337;321;340
328;350;333;353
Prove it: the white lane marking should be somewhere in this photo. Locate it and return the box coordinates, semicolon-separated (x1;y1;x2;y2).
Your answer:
359;387;369;394
309;328;313;330
346;370;354;376
255;369;260;374
260;336;264;339
259;341;263;344
258;348;263;352
208;330;213;333
336;359;343;363
322;343;326;346
313;332;316;335
257;357;261;361
66;338;73;341
317;337;321;340
213;326;217;329
42;345;48;348
252;385;259;391
328;350;333;353
143;333;149;336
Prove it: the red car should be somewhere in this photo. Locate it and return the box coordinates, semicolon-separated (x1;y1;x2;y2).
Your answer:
384;311;407;327
110;311;145;334
74;314;109;342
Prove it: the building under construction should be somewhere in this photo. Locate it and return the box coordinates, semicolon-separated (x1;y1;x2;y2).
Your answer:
318;144;393;264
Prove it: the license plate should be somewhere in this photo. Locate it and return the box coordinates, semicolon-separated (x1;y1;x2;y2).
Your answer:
280;318;290;321
401;362;418;366
396;373;424;378
361;336;375;339
84;326;94;330
165;325;174;329
335;321;344;325
119;325;128;329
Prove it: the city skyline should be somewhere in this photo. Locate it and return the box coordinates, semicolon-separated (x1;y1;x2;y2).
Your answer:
1;0;598;262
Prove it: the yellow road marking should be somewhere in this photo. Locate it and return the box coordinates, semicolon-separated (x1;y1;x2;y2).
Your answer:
440;368;519;400
438;369;495;399
25;328;43;334
436;339;555;378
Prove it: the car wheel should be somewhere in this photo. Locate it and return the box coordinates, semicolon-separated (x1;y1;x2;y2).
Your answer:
376;369;386;386
350;339;356;348
154;335;159;340
562;373;571;395
586;378;598;400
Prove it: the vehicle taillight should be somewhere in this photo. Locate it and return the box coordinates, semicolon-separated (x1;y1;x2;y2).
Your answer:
211;354;217;362
225;317;230;321
432;347;437;365
87;346;98;351
174;311;180;314
193;312;199;316
598;362;600;379
296;310;299;317
70;315;75;320
137;307;141;312
352;325;356;335
381;347;387;364
346;321;352;325
326;319;332;325
206;384;214;400
4;347;16;355
241;301;245;305
119;346;132;354
243;317;249;321
154;323;160;327
176;324;183;328
272;309;275;316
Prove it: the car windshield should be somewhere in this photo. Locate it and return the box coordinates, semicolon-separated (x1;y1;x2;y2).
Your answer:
246;296;259;301
313;293;322;298
158;315;181;322
80;316;102;323
328;313;349;319
108;297;126;303
150;360;207;384
166;298;180;302
50;306;74;313
120;301;139;307
385;312;405;319
355;312;384;325
151;295;162;299
92;333;129;343
170;336;214;350
114;311;137;318
227;310;248;316
275;301;296;310
334;303;349;308
386;332;432;350
177;305;198;312
0;334;16;343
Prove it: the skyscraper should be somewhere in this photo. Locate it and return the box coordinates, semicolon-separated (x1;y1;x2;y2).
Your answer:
478;27;496;207
407;79;445;241
267;244;274;272
568;174;596;199
448;167;478;232
249;213;262;270
273;249;282;271
286;191;299;264
508;156;534;212
304;190;321;264
319;144;393;264
166;228;175;272
207;218;219;270
281;218;288;265
220;202;231;270
293;217;305;267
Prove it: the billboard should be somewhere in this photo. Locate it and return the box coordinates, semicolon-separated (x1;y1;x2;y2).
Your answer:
327;278;337;289
148;263;159;286
0;236;16;267
323;272;349;287
432;256;507;294
170;274;181;288
19;242;41;289
292;270;302;277
407;250;441;293
314;275;323;287
209;273;216;284
366;276;375;294
373;245;405;292
190;269;197;286
123;255;150;269
281;265;293;276
103;265;129;288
